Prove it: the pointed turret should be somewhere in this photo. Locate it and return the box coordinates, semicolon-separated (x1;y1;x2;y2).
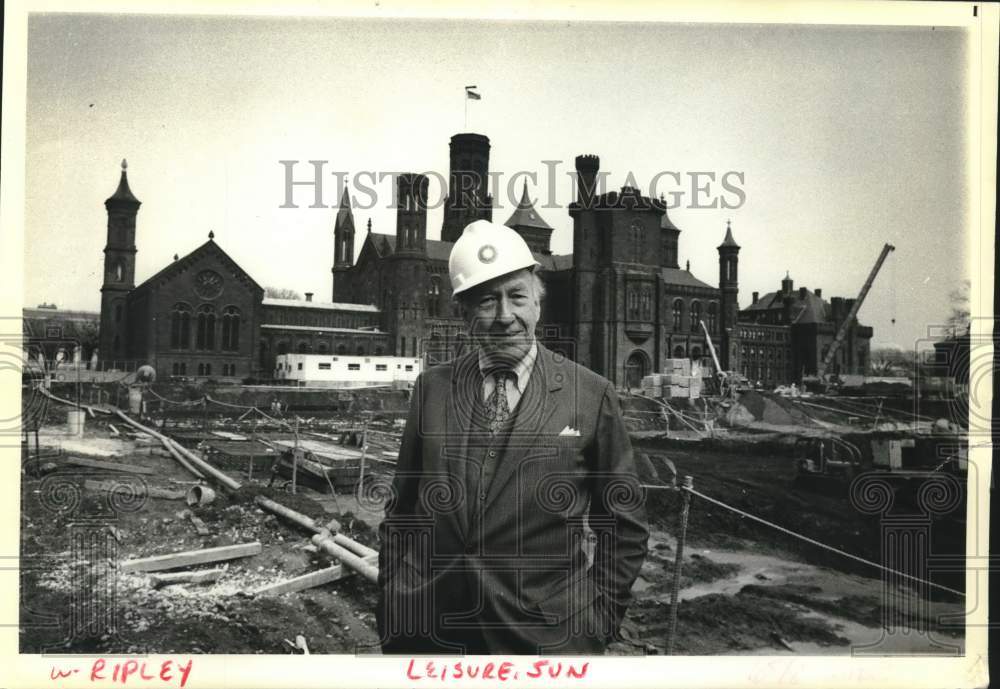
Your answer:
718;219;740;249
717;220;741;369
332;188;356;300
100;160;141;360
504;181;554;255
105;159;141;207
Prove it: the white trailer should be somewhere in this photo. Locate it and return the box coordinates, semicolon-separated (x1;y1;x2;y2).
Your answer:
274;354;420;389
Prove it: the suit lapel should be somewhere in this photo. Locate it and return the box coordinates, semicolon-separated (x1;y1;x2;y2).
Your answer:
483;344;565;510
445;351;482;540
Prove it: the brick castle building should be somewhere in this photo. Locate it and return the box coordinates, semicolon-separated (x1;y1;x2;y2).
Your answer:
90;134;873;387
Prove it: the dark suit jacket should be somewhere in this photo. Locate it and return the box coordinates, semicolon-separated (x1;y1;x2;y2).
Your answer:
377;343;649;654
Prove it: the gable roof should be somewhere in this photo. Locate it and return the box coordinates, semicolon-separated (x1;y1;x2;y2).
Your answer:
367;232;453;262
262;297;379;313
132;238;263;296
742;288;830;324
661;267;715;290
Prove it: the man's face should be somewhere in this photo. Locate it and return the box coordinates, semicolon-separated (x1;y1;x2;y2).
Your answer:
462;268;540;366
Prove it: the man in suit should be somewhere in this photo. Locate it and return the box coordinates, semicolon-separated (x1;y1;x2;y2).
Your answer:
377;219;648;655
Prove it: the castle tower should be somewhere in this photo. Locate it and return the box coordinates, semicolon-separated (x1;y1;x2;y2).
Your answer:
394;174;428;254
331;188;356;301
99;159;141;362
504;181;554;255
717;220;741;370
440;133;492;243
390;173;429;358
570;154;602;370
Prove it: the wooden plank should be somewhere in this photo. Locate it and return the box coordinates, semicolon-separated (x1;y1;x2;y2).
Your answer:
64;456;155;475
83;479;185;501
253;554;378;596
177;509;210;536
149;568;225;588
120;541;262;573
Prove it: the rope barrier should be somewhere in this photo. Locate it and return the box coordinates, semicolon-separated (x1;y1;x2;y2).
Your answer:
144;387;205;407
683;485;964;598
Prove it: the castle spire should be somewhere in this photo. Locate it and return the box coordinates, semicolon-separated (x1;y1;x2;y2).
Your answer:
106;158;140;206
718;219;739;249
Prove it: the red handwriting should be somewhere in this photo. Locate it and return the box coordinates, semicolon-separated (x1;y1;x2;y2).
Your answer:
406;659;589;681
48;658;193;686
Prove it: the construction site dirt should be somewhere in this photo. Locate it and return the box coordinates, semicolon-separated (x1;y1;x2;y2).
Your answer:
19;385;968;656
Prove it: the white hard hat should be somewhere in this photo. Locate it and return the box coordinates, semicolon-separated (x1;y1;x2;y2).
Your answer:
448;219;539;296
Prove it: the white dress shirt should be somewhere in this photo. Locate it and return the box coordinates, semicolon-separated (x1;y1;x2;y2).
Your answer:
479;341;538;412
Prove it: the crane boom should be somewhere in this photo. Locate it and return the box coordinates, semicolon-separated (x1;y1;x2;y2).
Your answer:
699;319;724;376
817;242;895;378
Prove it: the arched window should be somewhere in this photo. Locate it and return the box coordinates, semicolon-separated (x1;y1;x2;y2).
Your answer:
298;342;309;354
707;302;718;334
629;222;643;263
672;344;685;358
375;346;384;356
171;303;192;349
114;262;124;282
114;304;123;323
640;288;652;321
221;306;241;351
356;345;365;356
689;301;702;332
277;341;289;355
672;299;684;332
195;305;216;350
336;344;347;355
627;287;639;320
428;276;441;318
317;342;328;354
259;341;268;369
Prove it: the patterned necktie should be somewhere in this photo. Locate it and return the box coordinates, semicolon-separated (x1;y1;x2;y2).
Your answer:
487;370;513;435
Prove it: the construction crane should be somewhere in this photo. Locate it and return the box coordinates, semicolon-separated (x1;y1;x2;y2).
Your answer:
699;319;747;397
816;242;895;380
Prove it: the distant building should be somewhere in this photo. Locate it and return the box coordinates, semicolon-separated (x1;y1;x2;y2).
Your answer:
22;304;100;366
735;273;874;384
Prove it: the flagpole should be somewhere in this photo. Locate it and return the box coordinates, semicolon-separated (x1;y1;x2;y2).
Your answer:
464;90;468;130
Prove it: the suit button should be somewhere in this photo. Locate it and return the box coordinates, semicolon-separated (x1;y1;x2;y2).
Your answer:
488;451;496;458
479;492;486;501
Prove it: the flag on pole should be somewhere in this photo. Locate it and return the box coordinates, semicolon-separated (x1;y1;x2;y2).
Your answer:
465;85;481;100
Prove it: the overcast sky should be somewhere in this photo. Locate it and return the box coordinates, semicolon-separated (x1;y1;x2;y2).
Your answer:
24;13;972;350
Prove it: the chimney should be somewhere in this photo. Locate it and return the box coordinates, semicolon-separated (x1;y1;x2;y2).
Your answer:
798;286;807;300
752;291;759;304
305;292;313;302
831;297;843;322
782;295;793;324
815;288;822;298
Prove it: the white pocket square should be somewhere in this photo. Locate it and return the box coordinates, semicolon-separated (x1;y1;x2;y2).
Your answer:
558;425;581;437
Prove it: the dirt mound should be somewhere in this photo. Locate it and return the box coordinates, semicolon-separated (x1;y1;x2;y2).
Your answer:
728;391;818;427
619;591;850;654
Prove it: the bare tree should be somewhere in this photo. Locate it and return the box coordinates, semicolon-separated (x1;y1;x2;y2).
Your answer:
946;279;970;335
869;347;916;376
265;287;301;300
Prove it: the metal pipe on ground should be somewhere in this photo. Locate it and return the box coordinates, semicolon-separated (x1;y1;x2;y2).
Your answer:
255;495;378;560
310;533;379;583
114;410;241;491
